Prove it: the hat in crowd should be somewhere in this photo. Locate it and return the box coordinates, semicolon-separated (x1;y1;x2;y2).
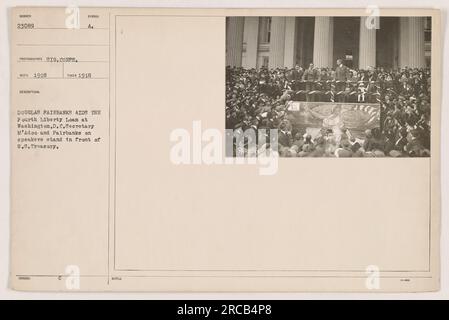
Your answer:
340;139;351;150
364;129;372;138
373;150;386;157
351;142;362;153
312;146;325;157
335;148;352;158
290;145;299;153
389;150;403;157
353;149;365;157
302;144;313;153
364;151;376;157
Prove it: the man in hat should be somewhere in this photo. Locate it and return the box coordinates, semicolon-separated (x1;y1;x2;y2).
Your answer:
291;64;304;92
405;129;424;156
302;63;319;102
278;121;292;148
334;59;350;102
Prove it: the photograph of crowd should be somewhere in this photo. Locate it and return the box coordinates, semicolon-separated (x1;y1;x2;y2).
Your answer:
226;16;431;158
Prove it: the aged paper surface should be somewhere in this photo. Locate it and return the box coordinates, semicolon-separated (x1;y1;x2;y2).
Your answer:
9;7;441;292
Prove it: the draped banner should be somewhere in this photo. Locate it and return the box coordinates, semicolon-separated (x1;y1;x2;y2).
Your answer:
286;101;380;138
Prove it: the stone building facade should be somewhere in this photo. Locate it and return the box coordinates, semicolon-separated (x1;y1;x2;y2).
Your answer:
226;16;431;70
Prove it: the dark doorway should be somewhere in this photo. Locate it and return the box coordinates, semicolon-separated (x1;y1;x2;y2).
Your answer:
376;17;399;69
296;17;314;68
333;17;360;69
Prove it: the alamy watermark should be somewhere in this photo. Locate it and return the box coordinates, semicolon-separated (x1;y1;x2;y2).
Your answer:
365;5;380;30
65;264;80;290
169;121;279;175
365;265;380;290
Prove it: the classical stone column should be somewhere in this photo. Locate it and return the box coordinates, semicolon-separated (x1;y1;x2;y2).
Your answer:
313;17;334;68
226;17;244;67
242;17;259;68
399;17;409;68
359;16;377;69
407;17;426;68
269;17;286;68
399;17;425;68
283;17;297;68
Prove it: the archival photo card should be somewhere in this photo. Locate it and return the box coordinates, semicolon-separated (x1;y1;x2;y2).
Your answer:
9;7;441;292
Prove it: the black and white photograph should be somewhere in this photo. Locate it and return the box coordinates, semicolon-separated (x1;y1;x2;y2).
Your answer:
226;16;432;157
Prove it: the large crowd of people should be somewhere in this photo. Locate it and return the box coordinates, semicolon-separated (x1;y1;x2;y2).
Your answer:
226;60;431;157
